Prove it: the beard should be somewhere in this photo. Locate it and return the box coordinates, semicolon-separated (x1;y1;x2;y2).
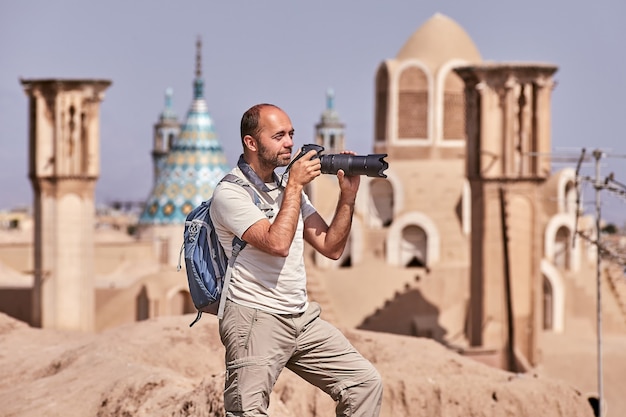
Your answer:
257;140;291;169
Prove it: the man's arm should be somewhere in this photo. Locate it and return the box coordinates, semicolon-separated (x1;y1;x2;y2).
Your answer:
241;150;320;257
304;169;360;260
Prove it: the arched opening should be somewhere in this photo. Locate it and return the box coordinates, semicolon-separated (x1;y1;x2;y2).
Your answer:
540;260;565;333
80;111;88;174
554;226;571;270
400;225;427;268
398;66;428;139
545;214;579;272
375;65;389;142
387;212;440;267
369;179;394;227
170;290;195;315
564;181;577;214
543;275;553;330
442;71;465;140
136;285;150;321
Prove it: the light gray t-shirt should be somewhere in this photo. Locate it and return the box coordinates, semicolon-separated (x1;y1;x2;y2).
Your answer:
210;167;317;314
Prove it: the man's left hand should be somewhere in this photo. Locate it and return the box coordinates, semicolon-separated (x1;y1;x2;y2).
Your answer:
336;151;360;200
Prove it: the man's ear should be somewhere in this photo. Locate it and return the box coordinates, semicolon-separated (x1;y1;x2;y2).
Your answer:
243;135;257;152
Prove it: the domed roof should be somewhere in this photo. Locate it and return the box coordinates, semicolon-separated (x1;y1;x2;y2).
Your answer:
395;13;482;71
139;38;230;225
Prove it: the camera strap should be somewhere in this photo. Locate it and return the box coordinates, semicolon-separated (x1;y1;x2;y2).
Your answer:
236;155;285;193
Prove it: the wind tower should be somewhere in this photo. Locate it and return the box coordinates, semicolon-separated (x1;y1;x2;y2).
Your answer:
455;63;558;370
315;88;345;153
152;88;181;184
138;37;230;266
21;78;111;331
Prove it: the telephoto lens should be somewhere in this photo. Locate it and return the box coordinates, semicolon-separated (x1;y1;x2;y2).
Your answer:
319;154;389;178
293;144;389;178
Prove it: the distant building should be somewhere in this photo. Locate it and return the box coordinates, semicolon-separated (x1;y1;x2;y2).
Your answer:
137;37;230;267
304;14;626;371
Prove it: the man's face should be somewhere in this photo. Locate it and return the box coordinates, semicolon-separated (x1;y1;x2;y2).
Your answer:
255;107;294;168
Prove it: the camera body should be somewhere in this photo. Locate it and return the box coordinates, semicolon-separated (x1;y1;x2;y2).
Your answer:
296;144;388;178
301;143;326;158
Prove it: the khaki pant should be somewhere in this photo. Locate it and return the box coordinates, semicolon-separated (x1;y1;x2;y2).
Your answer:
219;300;383;416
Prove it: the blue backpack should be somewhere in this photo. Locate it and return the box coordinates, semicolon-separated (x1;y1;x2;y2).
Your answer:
177;174;263;327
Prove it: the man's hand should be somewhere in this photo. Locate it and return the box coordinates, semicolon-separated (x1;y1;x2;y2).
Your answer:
336;151;360;201
288;149;321;187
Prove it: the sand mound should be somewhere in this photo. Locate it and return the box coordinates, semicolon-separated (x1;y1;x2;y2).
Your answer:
0;313;594;417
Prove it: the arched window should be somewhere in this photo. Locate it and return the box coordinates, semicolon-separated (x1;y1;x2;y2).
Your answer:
543;276;553;330
442;71;466;140
80;111;88;174
400;225;428;267
369;179;394;227
398;66;428;139
554;226;571;270
375;65;389;142
540;259;565;332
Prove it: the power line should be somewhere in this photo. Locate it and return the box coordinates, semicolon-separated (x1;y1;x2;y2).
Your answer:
570;147;626;417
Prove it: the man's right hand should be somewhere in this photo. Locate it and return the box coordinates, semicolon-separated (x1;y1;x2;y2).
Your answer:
288;149;321;187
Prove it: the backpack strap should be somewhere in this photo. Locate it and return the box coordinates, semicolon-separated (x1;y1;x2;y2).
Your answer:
216;239;244;319
221;173;277;215
215;173;272;319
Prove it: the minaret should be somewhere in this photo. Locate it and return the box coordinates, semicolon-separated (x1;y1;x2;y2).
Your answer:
152;88;180;184
138;37;229;266
21;78;111;331
315;88;345;153
455;63;558;369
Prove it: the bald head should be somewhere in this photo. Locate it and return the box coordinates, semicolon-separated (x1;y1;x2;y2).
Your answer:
240;103;283;146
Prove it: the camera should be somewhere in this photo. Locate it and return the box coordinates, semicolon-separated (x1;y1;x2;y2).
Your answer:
295;144;389;178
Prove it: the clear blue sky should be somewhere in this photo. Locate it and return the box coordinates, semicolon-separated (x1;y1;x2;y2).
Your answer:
1;0;625;224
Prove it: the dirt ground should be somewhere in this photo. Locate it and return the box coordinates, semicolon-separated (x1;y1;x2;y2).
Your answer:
0;311;604;417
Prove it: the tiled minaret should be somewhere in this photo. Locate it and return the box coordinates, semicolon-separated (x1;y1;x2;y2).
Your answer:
315;88;345;153
151;88;181;184
138;37;230;266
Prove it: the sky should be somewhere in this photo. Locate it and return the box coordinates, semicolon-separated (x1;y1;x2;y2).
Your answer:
1;0;625;224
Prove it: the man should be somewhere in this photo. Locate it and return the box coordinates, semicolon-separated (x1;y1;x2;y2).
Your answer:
210;103;383;416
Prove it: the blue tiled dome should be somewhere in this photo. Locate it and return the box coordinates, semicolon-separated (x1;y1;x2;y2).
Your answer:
139;39;230;225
